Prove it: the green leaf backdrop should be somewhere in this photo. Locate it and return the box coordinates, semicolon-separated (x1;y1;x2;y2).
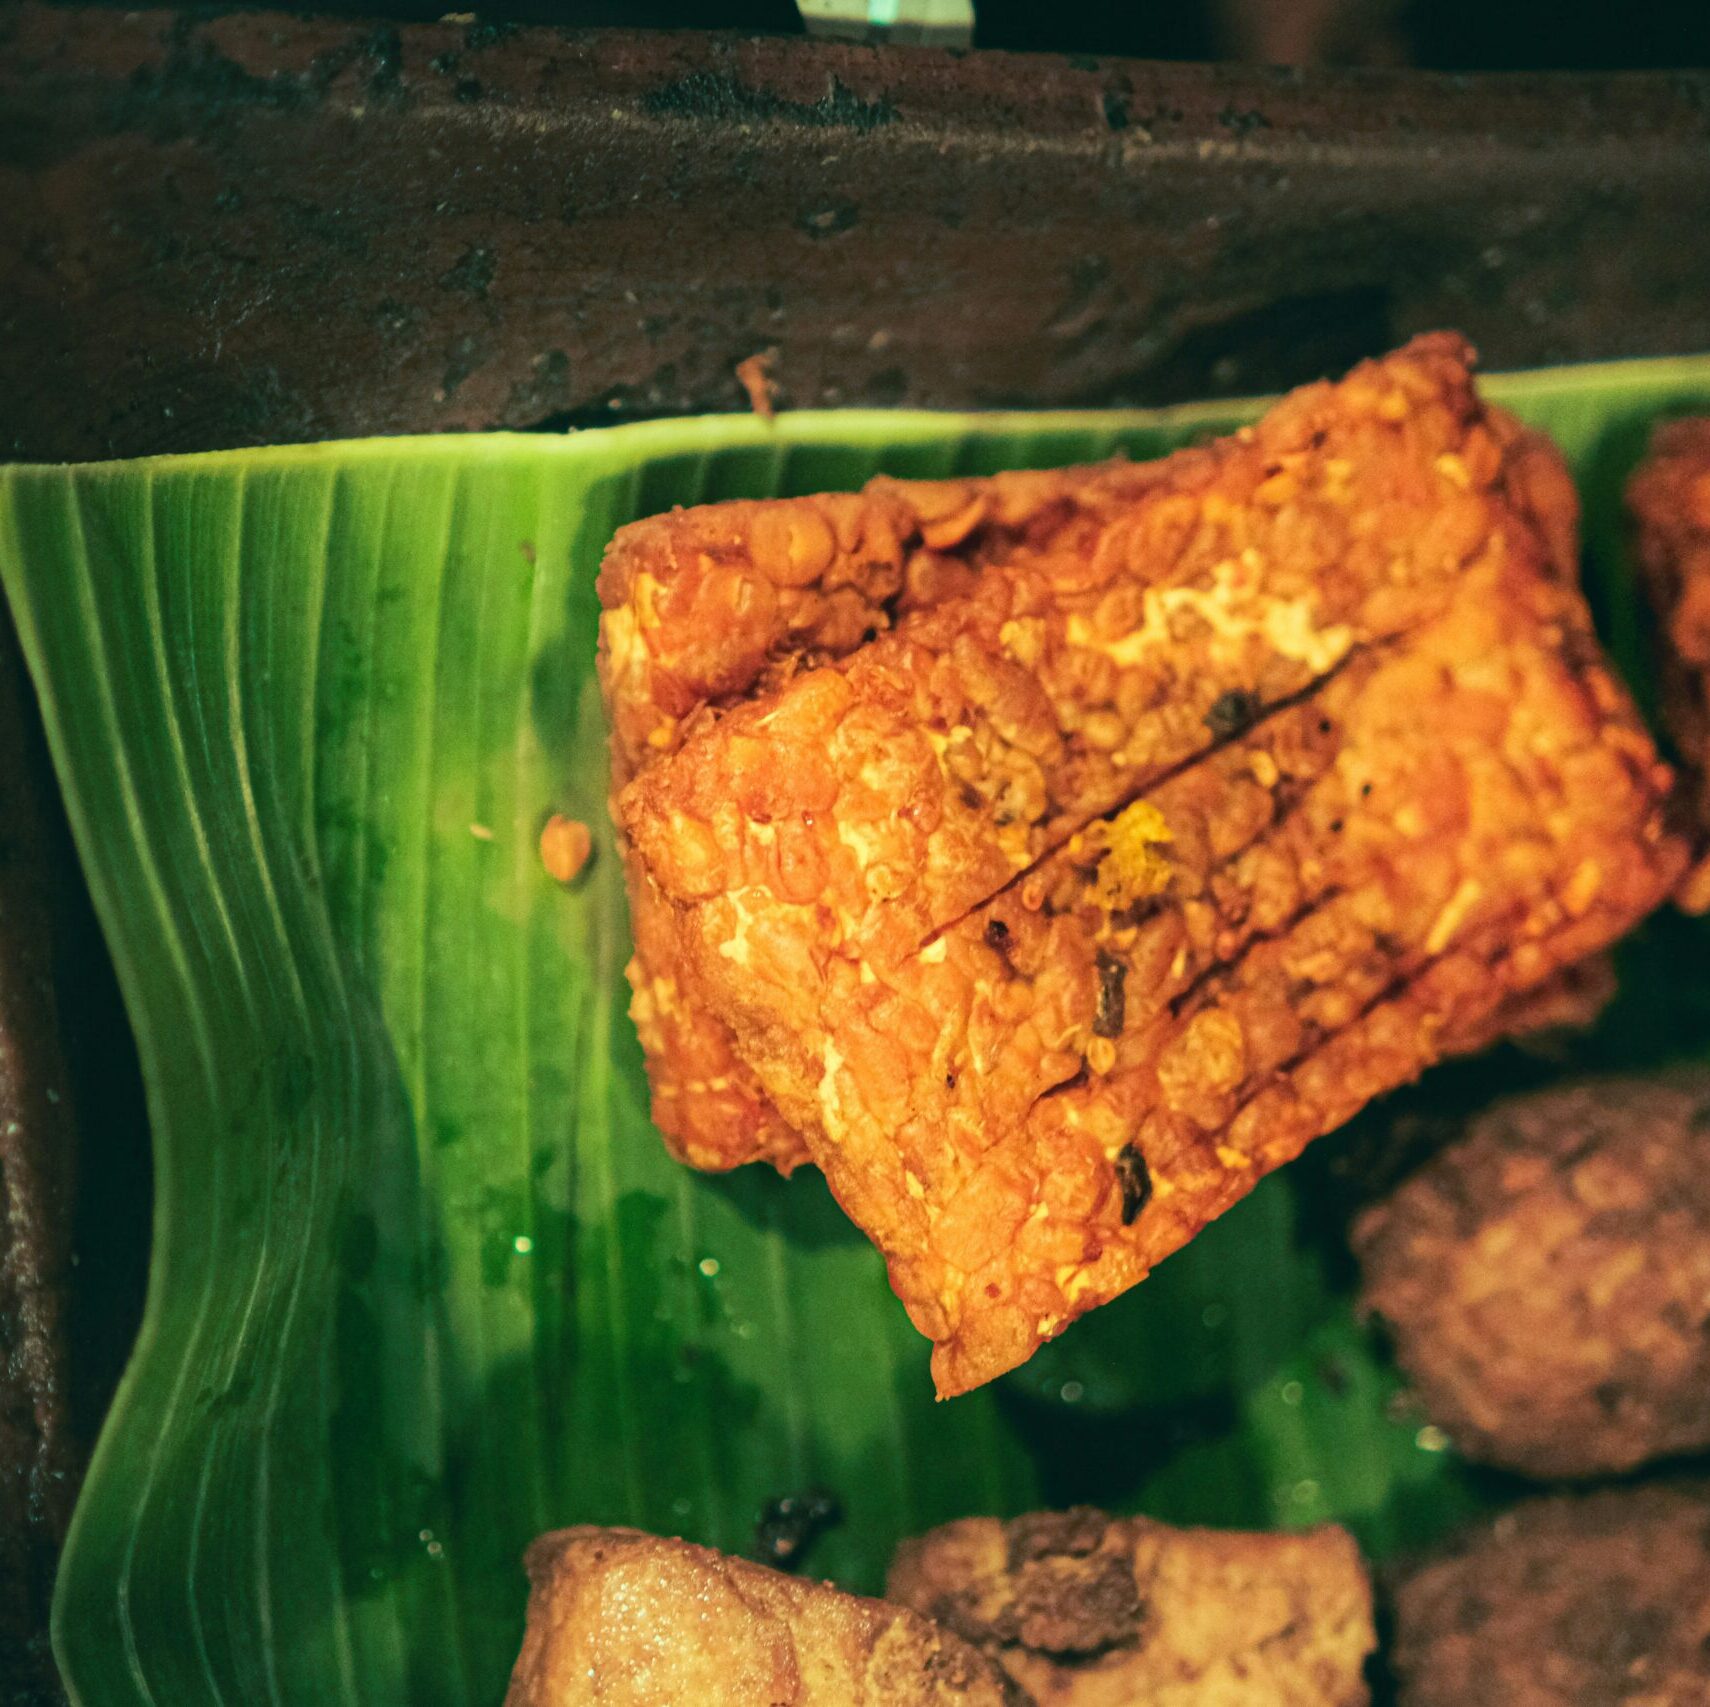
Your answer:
5;359;1710;1705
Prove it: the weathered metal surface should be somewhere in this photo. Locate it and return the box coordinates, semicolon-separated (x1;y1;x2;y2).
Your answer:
0;606;81;1707
0;602;152;1705
3;7;1710;461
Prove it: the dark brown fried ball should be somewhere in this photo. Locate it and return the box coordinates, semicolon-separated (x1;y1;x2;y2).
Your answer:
1352;1072;1710;1479
1390;1482;1710;1707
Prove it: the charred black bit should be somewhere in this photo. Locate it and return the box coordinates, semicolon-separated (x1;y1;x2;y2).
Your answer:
754;1489;843;1571
1115;1143;1152;1224
1093;949;1126;1038
984;917;1011;951
1204;688;1261;738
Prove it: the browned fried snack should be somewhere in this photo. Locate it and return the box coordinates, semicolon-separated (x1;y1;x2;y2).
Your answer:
888;1507;1374;1706
1353;1071;1710;1480
1629;417;1710;910
601;339;1565;1177
1389;1482;1710;1707
505;1527;1019;1707
601;341;1593;1180
611;335;1687;1395
602;448;1098;1173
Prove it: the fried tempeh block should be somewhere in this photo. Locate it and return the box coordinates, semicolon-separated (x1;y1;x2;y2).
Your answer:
1629;416;1710;910
888;1508;1374;1707
611;336;1686;1395
602;339;1600;1178
604;451;1145;1171
1390;1482;1710;1707
1354;1071;1710;1480
603;337;1561;1175
504;1527;1018;1707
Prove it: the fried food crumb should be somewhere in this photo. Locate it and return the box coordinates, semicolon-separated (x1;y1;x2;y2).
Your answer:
736;349;780;420
754;1489;843;1571
1087;799;1174;909
540;814;593;884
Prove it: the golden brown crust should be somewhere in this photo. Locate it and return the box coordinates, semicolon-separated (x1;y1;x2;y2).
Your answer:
1353;1071;1710;1480
505;1527;1019;1707
621;335;1515;958
622;855;809;1173
888;1508;1374;1706
602;454;1166;1172
609;337;1686;1393
1390;1483;1710;1707
601;339;1588;1178
1628;416;1710;910
603;336;1503;1173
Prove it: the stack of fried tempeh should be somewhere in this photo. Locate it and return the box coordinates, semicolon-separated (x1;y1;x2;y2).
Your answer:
603;335;1686;1395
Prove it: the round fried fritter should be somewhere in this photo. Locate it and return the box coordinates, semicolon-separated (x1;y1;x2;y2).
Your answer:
1390;1482;1710;1707
1352;1072;1710;1479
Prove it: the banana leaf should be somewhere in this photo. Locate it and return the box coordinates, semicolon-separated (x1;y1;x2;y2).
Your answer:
6;355;1710;1707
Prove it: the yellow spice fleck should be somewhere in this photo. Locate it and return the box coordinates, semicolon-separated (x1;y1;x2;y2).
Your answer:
1435;451;1472;490
1093;799;1173;909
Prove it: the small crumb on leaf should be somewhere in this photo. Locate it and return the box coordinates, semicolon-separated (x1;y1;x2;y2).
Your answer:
754;1489;842;1571
736;349;780;420
540;814;592;884
469;822;495;842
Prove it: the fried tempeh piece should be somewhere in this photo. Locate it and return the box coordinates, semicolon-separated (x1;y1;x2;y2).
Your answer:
604;452;1154;1171
621;337;1558;969
1390;1482;1710;1707
604;476;936;1173
1354;1071;1710;1480
1629;416;1710;910
612;336;1686;1394
603;341;1594;1177
603;336;1551;1174
504;1527;1018;1707
888;1508;1374;1706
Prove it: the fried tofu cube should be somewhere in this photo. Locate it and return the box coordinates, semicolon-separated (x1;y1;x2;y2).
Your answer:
888;1508;1375;1706
505;1528;1018;1707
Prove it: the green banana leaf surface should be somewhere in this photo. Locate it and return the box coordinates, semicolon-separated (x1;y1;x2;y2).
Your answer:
7;355;1710;1707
